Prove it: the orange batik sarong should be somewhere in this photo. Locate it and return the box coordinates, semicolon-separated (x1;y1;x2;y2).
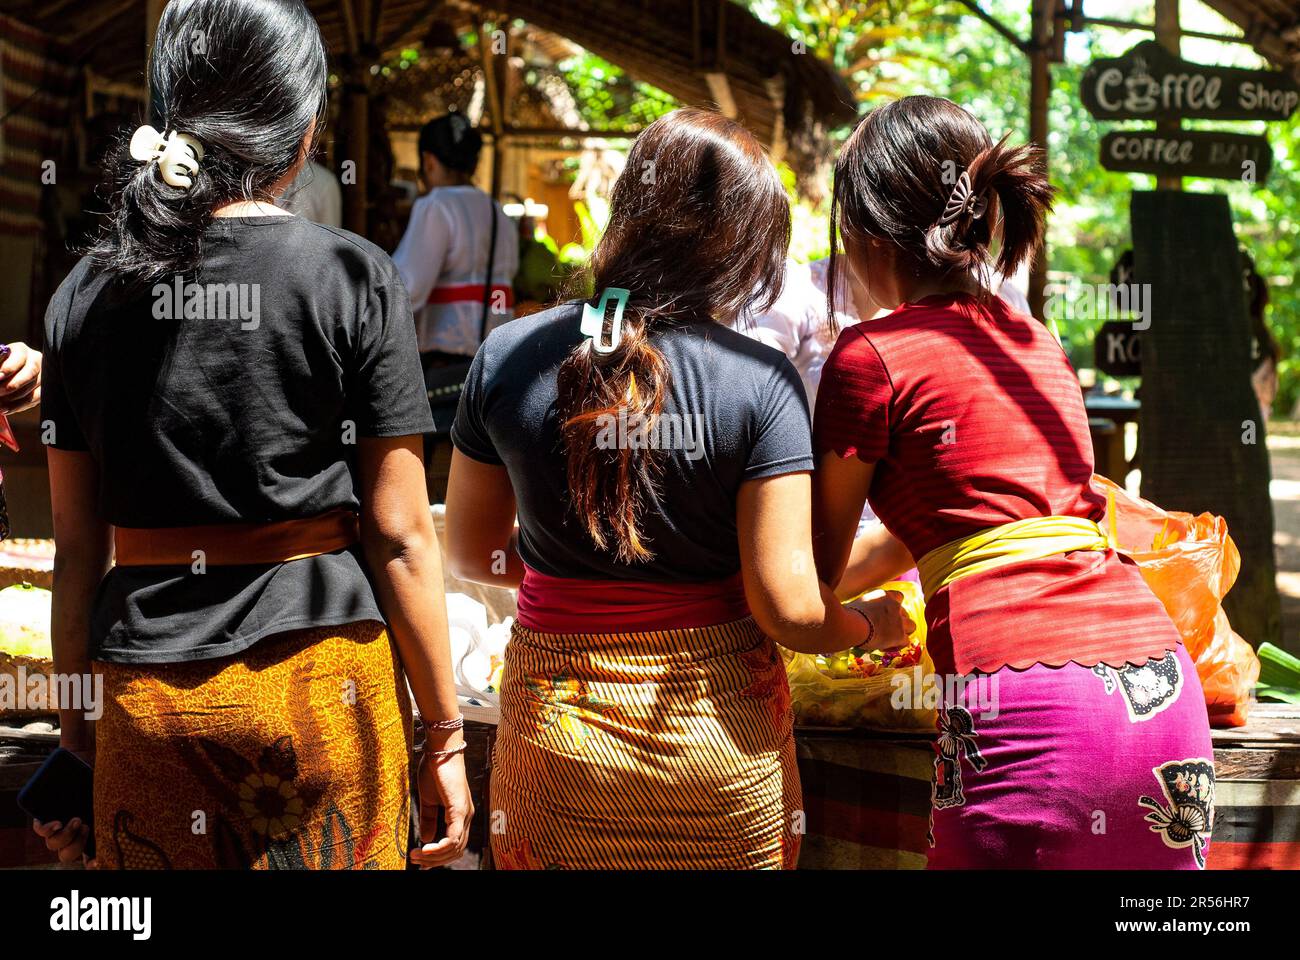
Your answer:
92;621;413;870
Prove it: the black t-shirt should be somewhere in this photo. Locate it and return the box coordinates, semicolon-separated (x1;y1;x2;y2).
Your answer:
451;300;814;580
41;215;435;663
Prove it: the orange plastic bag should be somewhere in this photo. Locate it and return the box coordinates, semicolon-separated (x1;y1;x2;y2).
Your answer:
1093;475;1259;727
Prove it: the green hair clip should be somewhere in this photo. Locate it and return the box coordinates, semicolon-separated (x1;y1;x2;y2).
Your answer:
580;287;630;355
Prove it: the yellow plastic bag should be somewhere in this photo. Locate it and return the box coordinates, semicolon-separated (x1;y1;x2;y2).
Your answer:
783;580;937;732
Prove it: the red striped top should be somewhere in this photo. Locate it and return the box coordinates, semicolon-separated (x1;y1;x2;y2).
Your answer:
813;293;1179;675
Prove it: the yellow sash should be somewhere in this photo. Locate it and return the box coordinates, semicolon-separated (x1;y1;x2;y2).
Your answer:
915;495;1118;604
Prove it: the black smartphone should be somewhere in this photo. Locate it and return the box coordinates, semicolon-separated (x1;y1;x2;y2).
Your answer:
16;747;95;859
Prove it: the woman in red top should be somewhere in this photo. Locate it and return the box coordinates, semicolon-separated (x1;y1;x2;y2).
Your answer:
813;96;1215;869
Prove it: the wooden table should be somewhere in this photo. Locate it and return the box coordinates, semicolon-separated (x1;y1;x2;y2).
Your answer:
795;703;1300;869
8;706;1293;870
1085;395;1140;483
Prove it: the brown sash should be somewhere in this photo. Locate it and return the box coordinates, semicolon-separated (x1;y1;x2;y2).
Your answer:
113;509;360;566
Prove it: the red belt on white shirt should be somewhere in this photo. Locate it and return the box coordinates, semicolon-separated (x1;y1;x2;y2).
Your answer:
426;284;515;308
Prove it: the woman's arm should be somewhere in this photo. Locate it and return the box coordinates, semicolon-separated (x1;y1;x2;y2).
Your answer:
836;524;914;602
36;448;110;863
737;472;911;655
812;450;874;588
356;435;471;867
443;449;524;590
47;448;111;753
813;451;913;598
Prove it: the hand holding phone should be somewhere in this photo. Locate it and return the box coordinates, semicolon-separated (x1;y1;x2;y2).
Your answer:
19;747;95;862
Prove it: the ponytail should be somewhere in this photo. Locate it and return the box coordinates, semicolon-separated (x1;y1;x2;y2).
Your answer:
92;135;221;286
961;137;1054;281
87;0;327;287
555;108;790;563
830;96;1055;320
556;315;671;564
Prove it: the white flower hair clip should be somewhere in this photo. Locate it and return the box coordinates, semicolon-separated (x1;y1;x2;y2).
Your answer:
129;125;205;189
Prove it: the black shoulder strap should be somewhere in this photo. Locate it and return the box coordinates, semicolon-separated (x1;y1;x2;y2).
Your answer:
479;196;500;344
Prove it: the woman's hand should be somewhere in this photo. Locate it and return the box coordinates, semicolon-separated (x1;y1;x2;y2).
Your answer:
409;747;475;869
0;342;42;415
32;817;92;866
847;589;915;652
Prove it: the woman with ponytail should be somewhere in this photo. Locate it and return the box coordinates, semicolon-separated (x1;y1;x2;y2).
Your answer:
444;108;912;869
34;0;471;869
815;96;1214;868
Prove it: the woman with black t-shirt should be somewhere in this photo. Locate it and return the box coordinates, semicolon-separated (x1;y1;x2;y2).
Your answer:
34;0;470;870
443;109;914;869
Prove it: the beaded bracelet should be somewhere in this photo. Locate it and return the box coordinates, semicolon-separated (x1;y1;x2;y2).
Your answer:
425;741;468;763
848;605;875;647
424;714;464;731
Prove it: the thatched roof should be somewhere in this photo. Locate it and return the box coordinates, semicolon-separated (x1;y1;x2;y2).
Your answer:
0;0;857;185
1201;0;1300;78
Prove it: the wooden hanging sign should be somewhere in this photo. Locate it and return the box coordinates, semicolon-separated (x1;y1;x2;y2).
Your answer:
1082;41;1299;122
1100;129;1274;183
1094;320;1142;377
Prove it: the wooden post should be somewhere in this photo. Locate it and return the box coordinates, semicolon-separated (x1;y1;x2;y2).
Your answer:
146;0;167;113
338;0;374;235
1154;0;1183;191
1027;0;1052;319
478;21;507;199
1134;192;1282;649
146;0;166;59
342;70;370;234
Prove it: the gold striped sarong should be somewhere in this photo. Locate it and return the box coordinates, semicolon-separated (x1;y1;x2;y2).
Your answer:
490;616;802;869
93;621;412;869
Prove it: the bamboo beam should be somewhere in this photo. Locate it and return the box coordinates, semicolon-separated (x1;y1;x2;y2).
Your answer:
339;0;361;56
478;20;507;199
953;0;1030;51
38;0;86;21
146;0;167;59
379;3;443;51
387;124;641;139
339;0;370;234
705;73;738;118
1077;15;1253;46
70;0;140;51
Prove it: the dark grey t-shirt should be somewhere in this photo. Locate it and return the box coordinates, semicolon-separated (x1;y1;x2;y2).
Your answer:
41;216;435;664
451;300;814;581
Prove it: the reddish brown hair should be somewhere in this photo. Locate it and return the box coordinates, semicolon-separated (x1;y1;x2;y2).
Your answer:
557;108;791;562
828;95;1055;326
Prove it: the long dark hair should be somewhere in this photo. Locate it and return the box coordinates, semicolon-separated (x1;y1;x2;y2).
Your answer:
88;0;328;285
828;95;1054;326
557;108;790;563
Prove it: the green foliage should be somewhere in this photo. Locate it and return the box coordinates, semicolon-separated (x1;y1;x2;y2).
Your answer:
742;0;1300;413
554;52;678;131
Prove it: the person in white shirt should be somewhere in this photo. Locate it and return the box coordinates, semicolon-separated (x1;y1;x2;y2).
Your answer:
741;256;1035;407
278;160;342;226
738;256;874;409
392;113;518;361
391;113;519;500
